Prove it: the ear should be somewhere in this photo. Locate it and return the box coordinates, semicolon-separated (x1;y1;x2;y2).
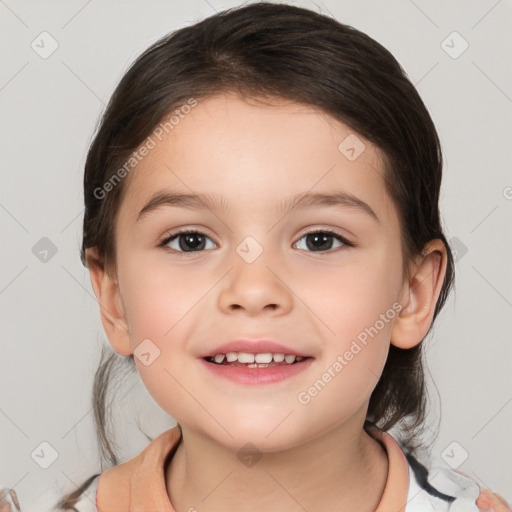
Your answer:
85;247;133;356
391;239;448;349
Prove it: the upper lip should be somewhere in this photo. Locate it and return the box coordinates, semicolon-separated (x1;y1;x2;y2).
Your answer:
198;339;313;359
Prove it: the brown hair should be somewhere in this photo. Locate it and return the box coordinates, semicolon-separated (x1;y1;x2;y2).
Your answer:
56;2;454;508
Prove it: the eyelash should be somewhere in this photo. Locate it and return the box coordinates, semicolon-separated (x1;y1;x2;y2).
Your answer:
158;228;354;258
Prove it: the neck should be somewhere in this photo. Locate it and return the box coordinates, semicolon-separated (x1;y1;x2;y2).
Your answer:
166;416;388;512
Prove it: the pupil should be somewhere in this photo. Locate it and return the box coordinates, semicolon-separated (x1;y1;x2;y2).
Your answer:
307;232;332;251
180;233;205;252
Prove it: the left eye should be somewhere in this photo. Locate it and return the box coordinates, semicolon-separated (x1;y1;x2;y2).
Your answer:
293;230;351;253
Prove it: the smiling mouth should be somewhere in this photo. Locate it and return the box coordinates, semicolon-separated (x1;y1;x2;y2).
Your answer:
204;352;312;368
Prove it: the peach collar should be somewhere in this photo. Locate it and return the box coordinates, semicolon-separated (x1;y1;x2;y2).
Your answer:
97;426;409;511
372;429;410;512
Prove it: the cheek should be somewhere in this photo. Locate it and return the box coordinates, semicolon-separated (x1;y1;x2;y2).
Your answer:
295;252;401;395
118;260;207;417
119;256;205;345
298;249;402;340
296;277;396;421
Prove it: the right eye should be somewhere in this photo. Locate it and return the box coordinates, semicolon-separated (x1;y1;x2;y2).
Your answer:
159;229;217;256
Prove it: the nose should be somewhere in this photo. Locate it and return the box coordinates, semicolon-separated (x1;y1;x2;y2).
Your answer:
217;249;293;317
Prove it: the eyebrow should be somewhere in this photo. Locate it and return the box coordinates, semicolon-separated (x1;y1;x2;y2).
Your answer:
136;190;379;223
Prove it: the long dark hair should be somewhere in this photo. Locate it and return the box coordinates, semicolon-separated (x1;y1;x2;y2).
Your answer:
56;2;454;509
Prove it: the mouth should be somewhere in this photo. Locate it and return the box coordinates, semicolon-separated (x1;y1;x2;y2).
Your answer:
203;352;312;368
198;339;315;384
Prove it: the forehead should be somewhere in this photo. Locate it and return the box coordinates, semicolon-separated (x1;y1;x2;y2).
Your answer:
118;93;396;224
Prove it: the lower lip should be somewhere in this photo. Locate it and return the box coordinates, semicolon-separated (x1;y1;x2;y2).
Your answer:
198;358;314;385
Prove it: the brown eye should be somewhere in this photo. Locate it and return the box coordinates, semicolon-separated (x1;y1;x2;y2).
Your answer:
294;230;352;253
160;229;217;255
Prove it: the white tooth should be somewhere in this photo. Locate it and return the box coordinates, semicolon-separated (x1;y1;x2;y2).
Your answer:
214;353;225;364
226;352;238;362
255;353;273;363
237;352;255;363
273;353;285;362
296;356;303;362
284;354;296;364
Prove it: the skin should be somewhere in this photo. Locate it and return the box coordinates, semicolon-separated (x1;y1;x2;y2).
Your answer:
86;92;447;511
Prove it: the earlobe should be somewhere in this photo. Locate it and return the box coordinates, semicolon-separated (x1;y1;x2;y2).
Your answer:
391;240;448;349
85;247;133;356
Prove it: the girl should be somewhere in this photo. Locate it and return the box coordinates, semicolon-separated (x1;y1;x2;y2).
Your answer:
42;2;509;511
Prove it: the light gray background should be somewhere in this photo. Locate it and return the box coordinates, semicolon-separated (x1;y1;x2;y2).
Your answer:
1;0;511;510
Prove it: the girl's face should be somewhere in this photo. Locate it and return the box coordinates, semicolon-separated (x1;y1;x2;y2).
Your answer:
110;93;408;450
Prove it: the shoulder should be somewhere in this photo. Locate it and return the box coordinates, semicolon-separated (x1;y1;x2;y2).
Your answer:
405;453;511;511
73;426;182;512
